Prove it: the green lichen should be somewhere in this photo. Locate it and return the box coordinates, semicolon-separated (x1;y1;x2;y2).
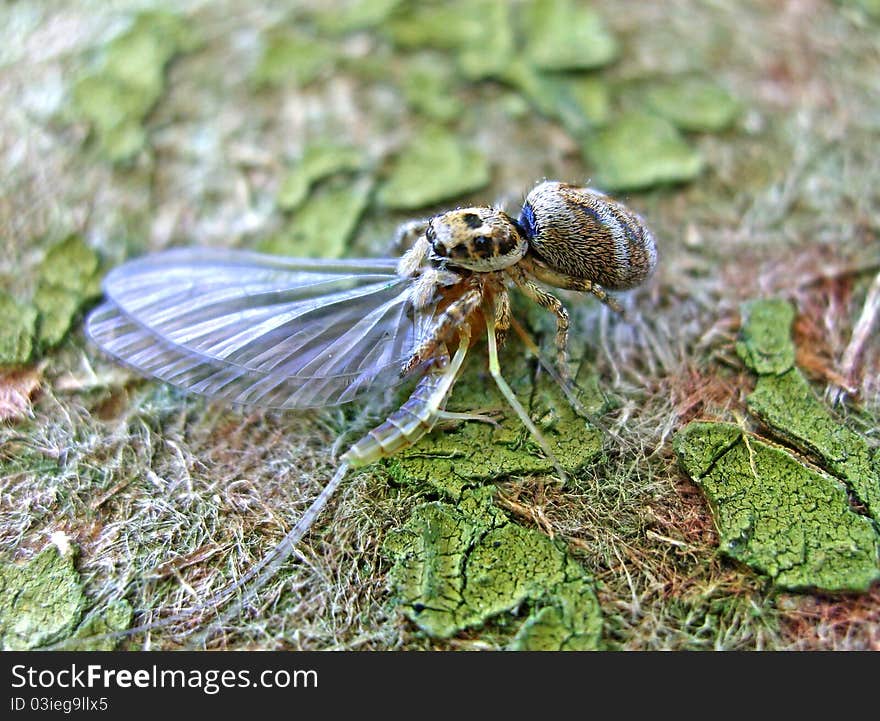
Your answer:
735;298;797;375
645;78;741;132
559;77;612;130
837;0;880;19
584;112;704;191
277;144;366;212
506;63;611;135
36;234;102;295
71;11;195;162
261;176;373;258
673;421;743;476
385;2;480;50
749;370;880;523
0;545;86;650
252;30;337;88
64;600;134;652
400;54;464;122
455;0;515;81
386;354;604;499
386;0;515;82
33;234;102;350
384;487;601;646
674;422;880;592
0;544;132;651
736;297;880;522
314;0;404;34
33;286;82;351
522;0;618;71
0;293;38;366
509;567;603;651
377;126;491;210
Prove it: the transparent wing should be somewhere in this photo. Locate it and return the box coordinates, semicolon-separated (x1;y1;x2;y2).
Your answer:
86;248;434;408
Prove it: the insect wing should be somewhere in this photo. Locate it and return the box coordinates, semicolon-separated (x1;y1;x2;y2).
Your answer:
86;248;432;408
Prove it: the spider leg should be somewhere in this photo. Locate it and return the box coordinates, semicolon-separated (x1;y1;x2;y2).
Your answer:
407;265;461;311
572;279;624;315
397;234;431;278
520;256;625;315
401;286;482;376
485;299;568;482
392;218;430;255
507;265;572;386
494;287;511;350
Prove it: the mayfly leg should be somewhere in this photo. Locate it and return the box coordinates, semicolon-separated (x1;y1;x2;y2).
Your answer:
484;300;569;482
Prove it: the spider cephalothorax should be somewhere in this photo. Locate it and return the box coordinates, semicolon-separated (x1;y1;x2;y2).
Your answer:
427;207;527;272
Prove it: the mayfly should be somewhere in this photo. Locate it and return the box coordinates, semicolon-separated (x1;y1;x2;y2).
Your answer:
86;180;657;627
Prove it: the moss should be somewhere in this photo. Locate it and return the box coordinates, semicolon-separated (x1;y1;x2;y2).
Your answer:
376;126;491;210
645;77;741;132
0;293;38;366
653;591;780;651
749;370;880;523
384;487;601;645
0;369;42;422
33;234;102;350
386;354;604;499
674;422;880;592
0;545;86;650
735;299;797;375
252;29;337;88
277;144;366;212
71;11;195;162
584;112;704;191
522;0;618;71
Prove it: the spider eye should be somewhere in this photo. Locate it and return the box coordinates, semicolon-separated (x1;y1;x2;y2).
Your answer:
462;213;482;229
474;235;491;248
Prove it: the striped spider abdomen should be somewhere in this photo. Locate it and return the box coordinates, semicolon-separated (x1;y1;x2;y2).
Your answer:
518;181;658;291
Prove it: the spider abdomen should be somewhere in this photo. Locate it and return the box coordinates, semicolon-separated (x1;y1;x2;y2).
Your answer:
519;181;657;290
